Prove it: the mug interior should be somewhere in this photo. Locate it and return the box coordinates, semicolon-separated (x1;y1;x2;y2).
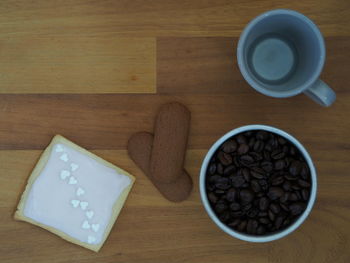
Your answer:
238;10;325;97
199;125;317;242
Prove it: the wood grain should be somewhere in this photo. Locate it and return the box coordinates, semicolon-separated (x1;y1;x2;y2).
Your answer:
0;36;155;93
0;150;349;263
157;37;349;94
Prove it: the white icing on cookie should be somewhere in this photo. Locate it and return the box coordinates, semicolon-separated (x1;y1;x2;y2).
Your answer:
55;144;64;153
71;199;80;208
87;236;96;244
86;210;94;219
60;170;71;180
76;187;85;196
91;223;100;233
70;163;79;172
82;220;90;229
80;201;88;210
68;176;78;185
60;153;69;162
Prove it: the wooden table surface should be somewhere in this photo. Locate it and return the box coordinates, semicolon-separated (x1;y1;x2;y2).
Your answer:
1;1;349;262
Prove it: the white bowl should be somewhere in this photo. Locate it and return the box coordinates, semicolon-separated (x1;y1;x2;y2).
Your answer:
199;125;317;242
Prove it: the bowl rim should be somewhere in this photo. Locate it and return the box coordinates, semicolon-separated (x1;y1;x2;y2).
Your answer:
199;124;317;242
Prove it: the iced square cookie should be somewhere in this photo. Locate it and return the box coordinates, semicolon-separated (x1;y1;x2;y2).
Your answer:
14;135;135;252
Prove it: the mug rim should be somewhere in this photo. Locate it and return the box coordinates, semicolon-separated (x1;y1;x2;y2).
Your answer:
237;9;326;98
199;125;317;242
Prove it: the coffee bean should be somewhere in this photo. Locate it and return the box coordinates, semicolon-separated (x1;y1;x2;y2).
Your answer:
215;177;231;190
237;144;249;155
256;225;266;235
261;161;273;172
208;174;221;184
233;155;240;167
214;189;225;195
208;192;218;203
270;203;281;214
253;140;264;152
231;211;244;218
259;197;269;211
278;136;287;145
240;154;254;164
275;216;284;229
236;134;247;144
282;181;292;191
251;171;264;179
290;146;297;156
258;179;269;191
240;189;254;205
206;183;215;192
280;203;289;212
285;173;298;181
282;145;289;153
289;202;305;216
219;211;230;222
247;219;258;234
289;193;299;201
230;202;241;211
268;210;275;221
217;163;224;174
228;218;241;228
225;188;237;202
301;189;309;201
251;180;261;193
208;163;216;175
237;220;247;232
298;179;311;188
218;151;233;166
242;168;251;182
222;140;238;153
289;161;302;176
242;182;249;188
250;152;263;161
242;203;252;211
271;149;286;160
231;174;245;188
263;151;272;161
248;137;256;148
258;211;268;217
271;176;284;186
300;164;309;180
256;192;265;198
259;217;270;224
214;202;227;213
274;160;285;170
291;184;301;190
280;192;290;203
267;187;284;200
244;131;254;137
283;218;291;227
247;208;259;218
264;144;272;152
224;165;236;176
256;131;269;140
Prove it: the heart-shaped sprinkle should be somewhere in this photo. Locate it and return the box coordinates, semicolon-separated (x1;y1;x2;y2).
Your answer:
91;224;100;233
71;199;80;208
80;201;89;210
55;144;64;153
70;163;79;172
82;220;90;229
86;210;94;219
60;153;69;162
68;176;78;185
87;236;96;244
60;170;71;180
76;187;85;196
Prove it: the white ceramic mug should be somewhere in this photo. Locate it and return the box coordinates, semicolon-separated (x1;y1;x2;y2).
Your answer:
237;9;336;107
199;125;317;242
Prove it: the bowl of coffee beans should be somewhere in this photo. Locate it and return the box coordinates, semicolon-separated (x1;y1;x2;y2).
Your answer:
200;125;317;242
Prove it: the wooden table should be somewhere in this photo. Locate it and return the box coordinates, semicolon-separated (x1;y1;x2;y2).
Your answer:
1;1;349;262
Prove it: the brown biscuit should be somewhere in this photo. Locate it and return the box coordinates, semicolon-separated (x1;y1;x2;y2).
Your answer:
150;103;191;183
127;132;192;202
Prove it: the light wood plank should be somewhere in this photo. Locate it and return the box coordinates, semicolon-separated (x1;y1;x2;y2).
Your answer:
0;150;349;263
0;36;155;93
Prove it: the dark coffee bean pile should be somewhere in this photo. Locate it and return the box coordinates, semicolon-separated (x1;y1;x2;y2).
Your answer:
206;130;311;235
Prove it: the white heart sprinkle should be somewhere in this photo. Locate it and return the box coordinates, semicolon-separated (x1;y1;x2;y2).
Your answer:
68;176;78;185
60;153;69;162
86;210;94;219
82;220;90;229
55;144;64;153
80;201;89;210
71;199;80;208
91;224;100;233
60;170;71;180
87;236;96;244
70;163;79;172
76;187;85;196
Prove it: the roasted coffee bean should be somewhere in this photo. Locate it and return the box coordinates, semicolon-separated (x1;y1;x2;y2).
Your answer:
300;164;309;180
290;146;297;155
248;137;256;148
278;136;287;145
208;174;221;184
253;140;264;152
256;192;265;198
282;181;292;191
301;189;309;201
282;145;289;153
256;131;269;140
274;160;285;170
233;155;240;167
291;183;301;190
242;203;252;212
280;192;290;203
256;225;266;235
223;165;236;176
280;203;289;212
244;131;254;137
264;144;272;152
250;152;263;161
242;168;251;182
217;163;224;174
206;183;215;192
261;161;273;172
242;182;249;188
268;210;275;221
289;202;305;215
208;192;218;203
228;218;241;228
236;134;247;144
218;151;233;166
258;211;268;217
230;202;241;211
259;179;269;191
263;151;272;161
214;202;227;213
270;203;281;214
295;190;302;200
298;179;311;188
247;208;259;218
240;154;254;163
237;220;247;232
247;219;258;234
222;140;238;153
251;166;265;174
271;176;284;186
215;177;231;190
285;173;298;181
251;180;261;193
208;163;217;175
267;187;284;200
283;218;291;227
237;144;249;155
275;216;284;229
259;197;269;211
225;188;237;202
214;189;225;195
231;174;245;188
271;149;286;160
289;193;299;201
231;211;244;218
240;189;254;205
219;211;230;222
259;217;270;224
289;161;302;176
251;171;264;179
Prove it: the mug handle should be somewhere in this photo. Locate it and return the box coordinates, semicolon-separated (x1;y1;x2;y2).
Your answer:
303;79;336;107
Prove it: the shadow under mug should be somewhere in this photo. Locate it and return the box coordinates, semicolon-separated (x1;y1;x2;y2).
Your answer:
237;9;336;107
